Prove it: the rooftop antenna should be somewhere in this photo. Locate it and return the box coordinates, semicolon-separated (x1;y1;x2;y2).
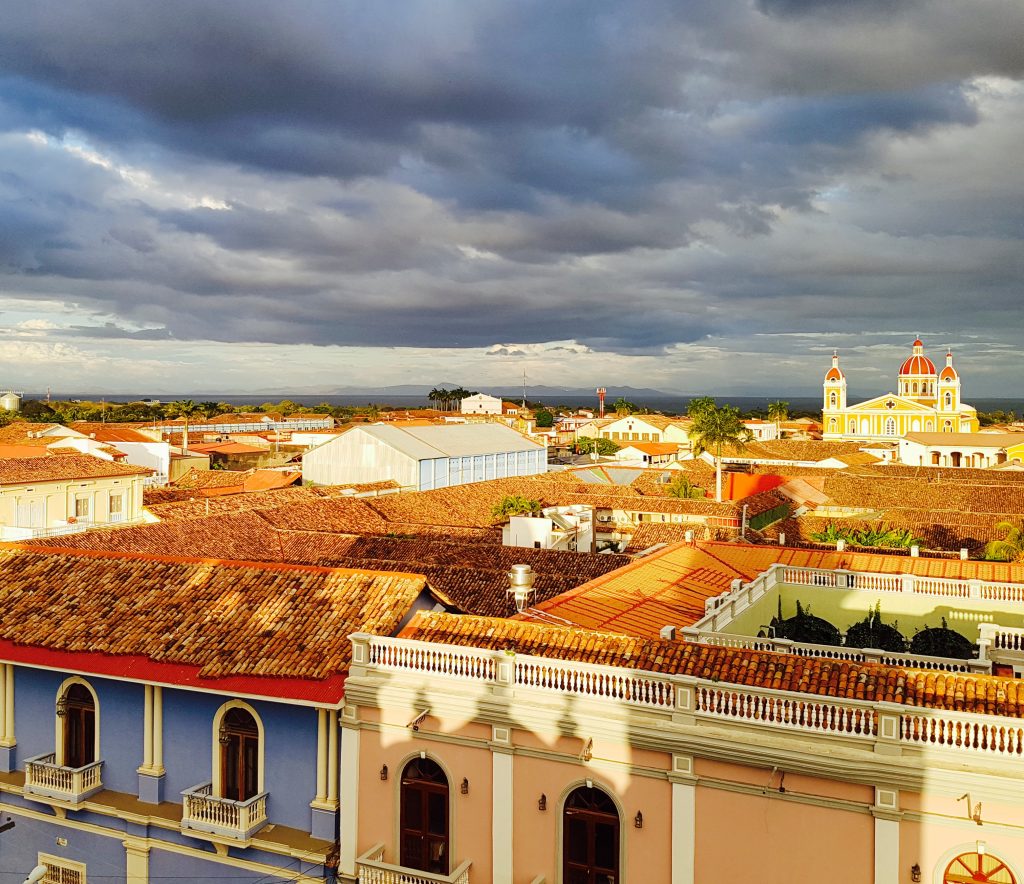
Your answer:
522;368;527;409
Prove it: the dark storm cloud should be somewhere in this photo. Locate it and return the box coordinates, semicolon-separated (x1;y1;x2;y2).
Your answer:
0;0;1021;371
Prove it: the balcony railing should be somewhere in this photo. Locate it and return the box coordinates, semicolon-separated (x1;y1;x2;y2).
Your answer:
357;844;471;884
681;627;978;673
181;782;268;841
352;633;1024;761
23;753;103;803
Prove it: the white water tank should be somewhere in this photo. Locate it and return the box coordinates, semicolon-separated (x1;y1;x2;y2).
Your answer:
0;391;21;412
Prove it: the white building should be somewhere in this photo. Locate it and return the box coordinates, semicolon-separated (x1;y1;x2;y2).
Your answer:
503;505;595;552
742;419;779;441
460;393;503;415
899;432;1024;468
302;422;547;489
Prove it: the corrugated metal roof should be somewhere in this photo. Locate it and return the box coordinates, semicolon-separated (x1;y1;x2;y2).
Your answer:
383;423;543;458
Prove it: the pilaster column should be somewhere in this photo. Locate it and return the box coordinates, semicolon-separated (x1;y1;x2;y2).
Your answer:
315;709;328;804
339;719;360;878
152;686;163;772
873;788;900;884
327;710;339;804
142;685;154;770
671;755;696;884
4;664;13;744
491;749;513;884
124;839;150;884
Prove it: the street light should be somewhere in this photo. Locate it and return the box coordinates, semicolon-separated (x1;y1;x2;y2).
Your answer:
24;865;48;884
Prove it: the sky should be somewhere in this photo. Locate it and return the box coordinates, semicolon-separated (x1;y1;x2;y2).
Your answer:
0;1;1022;397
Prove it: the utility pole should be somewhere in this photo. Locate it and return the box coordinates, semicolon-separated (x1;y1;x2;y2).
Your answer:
522;369;527;409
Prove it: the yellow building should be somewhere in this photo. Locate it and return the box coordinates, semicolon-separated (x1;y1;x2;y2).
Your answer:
822;338;979;441
0;454;149;540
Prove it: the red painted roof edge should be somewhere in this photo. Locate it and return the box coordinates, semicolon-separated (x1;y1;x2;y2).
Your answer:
0;639;346;704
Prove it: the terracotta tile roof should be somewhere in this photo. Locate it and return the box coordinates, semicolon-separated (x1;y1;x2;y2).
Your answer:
0;454;151;485
187;441;266;455
517;539;1024;637
171;468;247;490
80;427;158;444
520;542;745;635
0;548;425;691
30;512;619;617
0;423;70;445
624;523;704;552
717;440;868;462
400;612;1024;718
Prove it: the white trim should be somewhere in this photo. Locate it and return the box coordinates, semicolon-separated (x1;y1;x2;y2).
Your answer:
339;724;361;877
671;781;695;884
874;816;898;884
492;751;513;884
55;676;99;766
211;699;265;796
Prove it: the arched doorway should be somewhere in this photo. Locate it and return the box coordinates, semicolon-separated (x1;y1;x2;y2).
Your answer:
400;757;449;874
220;707;259;801
943;849;1016;883
60;684;96;768
563;785;619;884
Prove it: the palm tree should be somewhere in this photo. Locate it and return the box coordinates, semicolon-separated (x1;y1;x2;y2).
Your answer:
689;404;748;502
165;399;202;454
984;521;1024;562
767;400;789;438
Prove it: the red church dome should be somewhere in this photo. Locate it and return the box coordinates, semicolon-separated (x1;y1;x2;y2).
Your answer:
899;339;936;376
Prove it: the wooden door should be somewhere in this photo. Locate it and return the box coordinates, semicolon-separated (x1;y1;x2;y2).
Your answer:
220;708;259;801
62;685;95;768
400;758;449;873
563;786;619;884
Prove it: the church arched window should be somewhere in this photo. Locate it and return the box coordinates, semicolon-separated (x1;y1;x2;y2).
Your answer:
884;418;896;437
829;392;836;408
912;382;918;394
945;392;952;407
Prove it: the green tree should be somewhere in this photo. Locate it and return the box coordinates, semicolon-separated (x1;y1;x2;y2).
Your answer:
666;475;706;499
491;495;542;519
612;396;637;415
165;399;203;453
686;396;717;420
688;403;749;502
984;520;1024;562
535;408;554;428
767;400;789;436
577;436;620;456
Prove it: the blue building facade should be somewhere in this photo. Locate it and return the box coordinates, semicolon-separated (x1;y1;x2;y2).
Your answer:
0;662;339;884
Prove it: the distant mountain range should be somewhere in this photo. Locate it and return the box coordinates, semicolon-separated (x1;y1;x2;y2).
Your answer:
327;383;675;399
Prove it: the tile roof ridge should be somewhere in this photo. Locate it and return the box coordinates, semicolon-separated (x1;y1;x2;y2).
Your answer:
4;544;428;581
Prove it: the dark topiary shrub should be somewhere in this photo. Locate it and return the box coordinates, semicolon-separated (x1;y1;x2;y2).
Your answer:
909;618;974;659
771;600;842;647
844;603;906;652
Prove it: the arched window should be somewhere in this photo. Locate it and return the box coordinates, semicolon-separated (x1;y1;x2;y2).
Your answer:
219;708;260;801
564;785;619;884
829;392;837;408
401;758;449;874
912;382;918;394
884;417;896;436
829;418;837;433
58;683;96;768
944;849;1016;883
945;392;952;407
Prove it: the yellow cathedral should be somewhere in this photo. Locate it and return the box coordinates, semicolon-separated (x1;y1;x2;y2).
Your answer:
822;338;979;441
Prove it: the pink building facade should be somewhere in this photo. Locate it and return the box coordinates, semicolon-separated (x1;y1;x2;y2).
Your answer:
340;627;1024;884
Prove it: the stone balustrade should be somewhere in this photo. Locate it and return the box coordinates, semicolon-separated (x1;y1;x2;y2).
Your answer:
353;633;1024;761
181;781;268;841
356;843;472;884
